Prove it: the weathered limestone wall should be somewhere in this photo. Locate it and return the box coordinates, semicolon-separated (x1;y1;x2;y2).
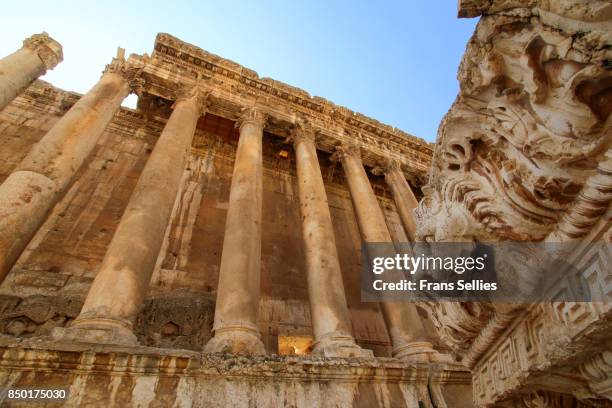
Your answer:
0;80;417;357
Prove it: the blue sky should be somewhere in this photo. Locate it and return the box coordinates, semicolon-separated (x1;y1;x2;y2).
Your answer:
2;1;477;142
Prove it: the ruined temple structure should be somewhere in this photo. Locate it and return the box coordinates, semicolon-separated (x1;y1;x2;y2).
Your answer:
0;1;610;407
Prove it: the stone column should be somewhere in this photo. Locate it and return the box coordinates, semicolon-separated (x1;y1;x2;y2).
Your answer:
377;159;419;241
333;143;437;362
204;107;266;355
56;87;207;345
0;32;63;111
0;57;134;284
292;121;372;358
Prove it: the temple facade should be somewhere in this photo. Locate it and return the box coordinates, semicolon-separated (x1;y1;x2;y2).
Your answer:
0;1;610;407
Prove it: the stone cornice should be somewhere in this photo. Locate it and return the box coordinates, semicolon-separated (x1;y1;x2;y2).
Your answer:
127;33;433;180
153;33;431;150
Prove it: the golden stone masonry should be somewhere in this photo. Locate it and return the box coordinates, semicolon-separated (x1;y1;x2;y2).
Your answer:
0;0;610;406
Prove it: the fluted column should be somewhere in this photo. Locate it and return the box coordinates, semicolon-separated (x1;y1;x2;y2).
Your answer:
54;87;207;345
378;159;419;241
204;107;266;355
0;32;63;111
292;121;372;358
333;143;437;362
0;57;134;284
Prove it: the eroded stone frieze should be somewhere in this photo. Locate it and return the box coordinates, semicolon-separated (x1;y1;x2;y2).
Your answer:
416;1;611;405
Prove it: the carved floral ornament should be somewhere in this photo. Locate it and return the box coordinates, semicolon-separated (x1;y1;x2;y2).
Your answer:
289;116;316;146
235;106;268;130
172;85;211;113
103;57;148;96
416;5;611;245
330;142;362;163
411;5;611;396
371;157;402;177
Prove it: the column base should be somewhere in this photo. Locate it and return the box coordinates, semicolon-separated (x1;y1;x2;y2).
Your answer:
393;341;448;363
312;332;374;358
52;317;138;346
204;324;265;355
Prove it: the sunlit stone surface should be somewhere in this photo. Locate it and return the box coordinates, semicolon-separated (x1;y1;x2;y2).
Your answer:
0;1;609;404
417;1;611;406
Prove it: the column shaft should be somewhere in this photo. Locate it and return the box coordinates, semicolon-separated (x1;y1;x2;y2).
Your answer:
61;89;204;344
384;163;419;241
0;33;62;111
204;107;266;355
335;144;435;361
293;124;371;358
0;63;130;284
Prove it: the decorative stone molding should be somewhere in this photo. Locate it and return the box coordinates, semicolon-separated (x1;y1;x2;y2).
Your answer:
290;116;316;146
521;391;579;408
547;149;612;242
330;142;362;163
235;106;267;131
0;343;472;407
103;57;128;76
129;76;147;96
152;33;430;146
22;32;63;71
417;12;610;241
125;33;433;181
103;52;146;93
173;84;210;114
416;1;611;406
372;157;402;177
580;351;612;400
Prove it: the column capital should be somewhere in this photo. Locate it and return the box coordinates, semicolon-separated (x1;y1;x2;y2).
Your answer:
236;106;267;131
102;48;149;95
372;157;402;176
103;57;143;88
22;32;63;71
290;117;316;147
173;85;210;114
331;142;362;163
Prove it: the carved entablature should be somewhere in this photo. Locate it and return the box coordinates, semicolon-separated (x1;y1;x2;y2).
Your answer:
416;2;611;405
124;33;433;181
